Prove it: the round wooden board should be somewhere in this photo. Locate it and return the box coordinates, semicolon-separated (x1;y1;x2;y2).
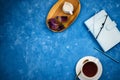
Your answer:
46;0;81;32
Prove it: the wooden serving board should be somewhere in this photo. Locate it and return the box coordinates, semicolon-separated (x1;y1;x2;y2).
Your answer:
46;0;81;32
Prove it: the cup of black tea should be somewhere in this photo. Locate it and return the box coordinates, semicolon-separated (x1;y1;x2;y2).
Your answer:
81;60;98;79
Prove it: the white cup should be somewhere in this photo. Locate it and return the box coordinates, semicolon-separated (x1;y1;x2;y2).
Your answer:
80;59;99;79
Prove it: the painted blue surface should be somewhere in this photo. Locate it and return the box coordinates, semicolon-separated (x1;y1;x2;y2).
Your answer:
0;0;120;80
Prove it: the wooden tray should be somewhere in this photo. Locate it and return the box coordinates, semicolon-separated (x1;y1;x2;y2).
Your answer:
46;0;81;32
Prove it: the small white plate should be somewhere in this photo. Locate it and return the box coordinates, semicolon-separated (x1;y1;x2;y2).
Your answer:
76;56;102;80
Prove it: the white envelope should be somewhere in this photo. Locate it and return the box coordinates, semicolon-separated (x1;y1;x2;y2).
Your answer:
84;10;120;52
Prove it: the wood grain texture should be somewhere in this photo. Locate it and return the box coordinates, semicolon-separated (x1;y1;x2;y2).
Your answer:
46;0;81;32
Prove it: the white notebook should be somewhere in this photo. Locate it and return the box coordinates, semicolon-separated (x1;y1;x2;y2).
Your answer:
85;10;120;52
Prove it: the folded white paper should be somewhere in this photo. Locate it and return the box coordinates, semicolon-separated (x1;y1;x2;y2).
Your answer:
85;10;120;52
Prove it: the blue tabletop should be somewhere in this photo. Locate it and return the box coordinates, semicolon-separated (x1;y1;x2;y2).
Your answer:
0;0;120;80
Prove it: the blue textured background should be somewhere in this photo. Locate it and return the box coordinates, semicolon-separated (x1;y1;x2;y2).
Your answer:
0;0;120;80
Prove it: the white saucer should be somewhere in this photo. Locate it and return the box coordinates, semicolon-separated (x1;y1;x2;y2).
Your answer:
76;56;102;80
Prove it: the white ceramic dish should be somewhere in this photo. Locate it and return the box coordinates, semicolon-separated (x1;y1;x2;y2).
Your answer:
76;56;102;80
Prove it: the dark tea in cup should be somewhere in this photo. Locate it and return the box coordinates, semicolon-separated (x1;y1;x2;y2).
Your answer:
82;61;98;77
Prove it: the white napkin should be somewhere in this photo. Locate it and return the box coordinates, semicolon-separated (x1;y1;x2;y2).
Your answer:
84;10;120;52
